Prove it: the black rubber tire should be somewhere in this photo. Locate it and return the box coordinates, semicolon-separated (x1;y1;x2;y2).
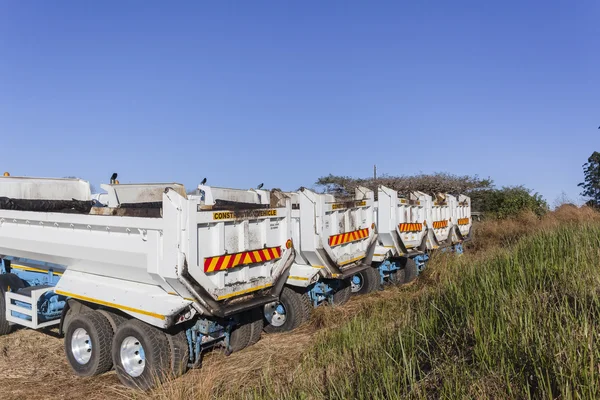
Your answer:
229;320;253;353
402;258;418;284
166;327;190;377
388;270;402;285
352;267;380;295
331;281;351;306
0;274;25;336
247;308;263;346
0;288;10;336
97;309;128;334
263;287;312;334
112;319;170;390
64;311;114;377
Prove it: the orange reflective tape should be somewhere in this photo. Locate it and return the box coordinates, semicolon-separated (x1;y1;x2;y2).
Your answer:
329;228;370;247
204;246;282;273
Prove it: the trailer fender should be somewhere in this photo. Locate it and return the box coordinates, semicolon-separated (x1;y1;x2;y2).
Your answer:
55;270;193;329
363;234;379;266
286;263;320;288
58;298;93;336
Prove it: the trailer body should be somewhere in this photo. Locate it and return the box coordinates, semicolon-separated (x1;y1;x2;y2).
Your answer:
0;176;294;387
453;194;472;239
284;187;377;287
374;186;428;261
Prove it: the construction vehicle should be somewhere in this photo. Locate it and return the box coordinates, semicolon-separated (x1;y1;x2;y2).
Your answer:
358;187;473;292
0;175;294;389
261;187;378;332
366;186;430;289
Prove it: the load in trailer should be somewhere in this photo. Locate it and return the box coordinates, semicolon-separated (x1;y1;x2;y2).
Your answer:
0;176;294;389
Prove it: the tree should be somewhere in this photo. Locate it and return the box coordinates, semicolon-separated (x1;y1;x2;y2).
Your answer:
469;186;548;218
316;172;548;219
578;151;600;207
316;172;493;198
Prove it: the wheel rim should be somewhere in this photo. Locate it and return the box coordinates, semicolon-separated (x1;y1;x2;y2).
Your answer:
350;273;363;293
120;336;146;377
264;301;287;327
71;327;92;365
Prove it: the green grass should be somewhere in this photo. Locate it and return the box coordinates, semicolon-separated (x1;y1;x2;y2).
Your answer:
239;223;600;399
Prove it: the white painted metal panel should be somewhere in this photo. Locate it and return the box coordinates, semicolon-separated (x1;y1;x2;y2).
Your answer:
0;176;91;201
376;186;427;257
288;187;375;277
100;183;186;207
0;179;295;328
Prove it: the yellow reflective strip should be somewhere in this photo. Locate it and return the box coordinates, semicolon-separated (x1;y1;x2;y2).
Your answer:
207;257;219;273
220;255;232;271
232;253;243;268
252;251;262;262
288;276;309;281
262;249;271;261
11;264;63;276
312;265;325;269
243;253;253;264
338;255;366;266
216;283;273;300
55;290;167;320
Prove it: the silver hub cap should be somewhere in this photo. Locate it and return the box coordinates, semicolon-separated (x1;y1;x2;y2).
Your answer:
350;274;363;293
120;336;146;377
264;301;287;327
71;327;92;364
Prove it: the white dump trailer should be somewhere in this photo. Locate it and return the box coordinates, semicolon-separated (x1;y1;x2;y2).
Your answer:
0;176;294;389
375;186;428;259
261;187;378;332
369;186;430;286
453;194;472;240
422;193;472;251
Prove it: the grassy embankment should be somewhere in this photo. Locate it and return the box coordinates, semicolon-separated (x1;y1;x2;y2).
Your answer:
148;206;600;400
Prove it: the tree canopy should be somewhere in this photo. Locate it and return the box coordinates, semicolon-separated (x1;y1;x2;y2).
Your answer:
315;172;548;218
578;151;600;207
316;172;493;197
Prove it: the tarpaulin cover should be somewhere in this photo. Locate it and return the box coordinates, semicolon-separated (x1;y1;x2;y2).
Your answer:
0;197;94;214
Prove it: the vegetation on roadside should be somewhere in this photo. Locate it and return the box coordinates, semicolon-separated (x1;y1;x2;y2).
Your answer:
579;151;600;208
240;209;600;399
316;173;548;219
469;186;548;219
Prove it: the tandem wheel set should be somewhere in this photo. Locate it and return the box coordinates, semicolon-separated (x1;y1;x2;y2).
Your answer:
0;174;471;389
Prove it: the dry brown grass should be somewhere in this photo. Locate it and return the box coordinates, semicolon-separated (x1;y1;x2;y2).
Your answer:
468;205;600;253
0;206;596;399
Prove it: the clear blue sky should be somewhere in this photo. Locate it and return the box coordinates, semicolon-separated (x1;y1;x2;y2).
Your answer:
1;1;598;204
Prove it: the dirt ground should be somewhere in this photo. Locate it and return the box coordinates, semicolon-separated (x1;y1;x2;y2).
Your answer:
0;288;398;400
0;313;320;400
